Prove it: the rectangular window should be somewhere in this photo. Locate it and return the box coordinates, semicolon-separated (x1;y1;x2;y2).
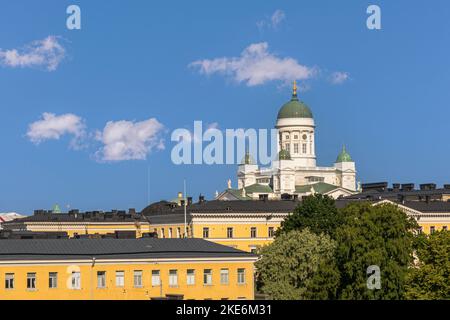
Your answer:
71;271;81;289
302;143;307;154
186;269;195;285
49;272;57;289
5;273;14;289
203;227;209;238
97;271;106;288
285;143;290;152
294;143;299;154
430;226;435;234
250;227;257;238
237;269;246;285
27;273;36;290
161;228;165;238
133;270;143;288
220;269;229;285
169;270;178;287
116;271;124;287
168;228;172;238
227;227;233;239
152;270;161;287
177;227;181;238
268;227;275;238
203;269;212;285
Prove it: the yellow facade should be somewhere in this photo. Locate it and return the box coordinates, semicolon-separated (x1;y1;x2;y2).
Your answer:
192;222;280;252
0;258;255;300
18;221;152;238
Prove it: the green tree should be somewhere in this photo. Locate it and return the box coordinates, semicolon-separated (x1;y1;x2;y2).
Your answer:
278;194;342;238
405;230;450;299
256;229;340;299
335;202;418;299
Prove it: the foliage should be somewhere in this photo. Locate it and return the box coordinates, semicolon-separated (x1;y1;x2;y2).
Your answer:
256;229;339;300
405;230;450;299
278;194;342;238
335;202;419;299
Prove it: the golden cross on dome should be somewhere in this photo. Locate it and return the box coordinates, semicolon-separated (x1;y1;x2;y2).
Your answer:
293;80;297;96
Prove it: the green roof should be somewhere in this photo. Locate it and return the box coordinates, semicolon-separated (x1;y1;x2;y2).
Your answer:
336;145;353;162
243;184;273;194
223;189;252;200
295;182;340;194
278;149;292;160
277;94;313;119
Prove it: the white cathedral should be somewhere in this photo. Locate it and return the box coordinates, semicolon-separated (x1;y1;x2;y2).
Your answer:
217;81;359;201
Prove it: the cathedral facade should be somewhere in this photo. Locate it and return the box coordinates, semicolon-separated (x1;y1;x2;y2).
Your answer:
219;81;358;201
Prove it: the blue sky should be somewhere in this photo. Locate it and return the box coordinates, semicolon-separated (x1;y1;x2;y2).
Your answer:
1;1;450;214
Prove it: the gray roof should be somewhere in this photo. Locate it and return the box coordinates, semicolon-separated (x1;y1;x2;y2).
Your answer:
0;238;255;261
396;201;450;213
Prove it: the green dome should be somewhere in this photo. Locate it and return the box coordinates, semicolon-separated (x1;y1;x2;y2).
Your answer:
336;145;352;162
278;149;292;160
277;95;313;119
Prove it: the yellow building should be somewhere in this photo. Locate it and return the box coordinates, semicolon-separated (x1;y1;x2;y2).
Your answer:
2;209;153;238
3;190;449;252
374;200;450;234
143;200;294;252
0;238;257;300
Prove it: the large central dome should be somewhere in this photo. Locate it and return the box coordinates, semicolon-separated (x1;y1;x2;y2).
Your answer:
277;81;313;119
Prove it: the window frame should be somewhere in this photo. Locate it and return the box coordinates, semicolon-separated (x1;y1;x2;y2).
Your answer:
27;272;36;290
169;269;178;287
49;272;58;289
5;273;14;289
237;268;246;285
97;271;106;289
186;269;195;286
220;268;229;285
133;270;143;288
203;269;212;286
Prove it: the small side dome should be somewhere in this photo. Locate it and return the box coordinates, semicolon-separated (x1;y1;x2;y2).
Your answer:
336;145;353;162
241;151;255;165
278;149;292;160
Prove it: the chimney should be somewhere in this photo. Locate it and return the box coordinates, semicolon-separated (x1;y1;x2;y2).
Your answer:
444;184;450;190
401;183;415;191
129;208;136;216
198;194;205;203
420;183;436;191
392;183;400;192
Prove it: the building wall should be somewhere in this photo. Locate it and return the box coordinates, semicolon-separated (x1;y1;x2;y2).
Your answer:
190;216;285;252
0;259;255;300
17;222;152;238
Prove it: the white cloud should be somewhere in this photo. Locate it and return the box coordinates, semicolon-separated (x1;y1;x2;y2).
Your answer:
0;36;65;71
190;42;316;86
27;113;86;149
95;118;165;161
257;9;286;31
270;9;286;28
329;71;350;85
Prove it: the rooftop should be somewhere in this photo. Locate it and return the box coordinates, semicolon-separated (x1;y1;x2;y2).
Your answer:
0;238;255;261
